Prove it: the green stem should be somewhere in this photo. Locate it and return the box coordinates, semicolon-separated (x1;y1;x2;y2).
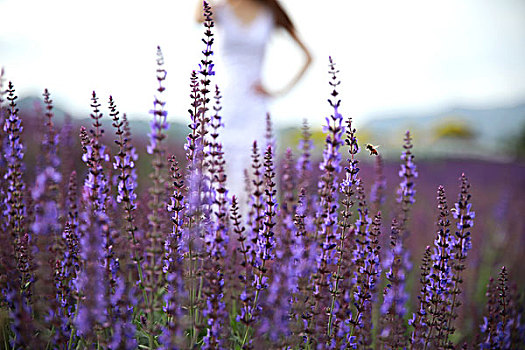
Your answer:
148;332;154;349
188;241;196;347
327;257;343;337
327;218;351;339
45;326;55;350
67;300;80;350
195;268;204;327
3;324;9;350
133;249;152;346
240;264;265;347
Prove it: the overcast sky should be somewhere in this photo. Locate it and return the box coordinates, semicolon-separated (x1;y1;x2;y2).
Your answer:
1;0;525;127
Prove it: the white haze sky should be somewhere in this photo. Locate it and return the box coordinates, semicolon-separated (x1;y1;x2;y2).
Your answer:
1;0;525;127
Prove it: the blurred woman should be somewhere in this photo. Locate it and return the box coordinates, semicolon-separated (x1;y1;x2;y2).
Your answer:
196;0;312;203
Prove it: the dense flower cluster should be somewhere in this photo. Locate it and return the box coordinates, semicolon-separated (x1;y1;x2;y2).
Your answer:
0;2;524;349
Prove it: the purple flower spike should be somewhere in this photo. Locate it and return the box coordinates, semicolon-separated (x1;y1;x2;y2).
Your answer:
440;173;475;346
308;57;346;347
409;246;433;348
202;135;229;348
147;48;170;157
396;130;417;228
478;267;524;349
41;89;60;170
110;98;139;253
239;144;278;347
410;186;454;348
3;82;26;240
2;82;32;302
160;157;186;349
143;46;171;338
75;92;114;342
31;162;64;343
296;119;314;199
347;184;379;347
379;219;410;348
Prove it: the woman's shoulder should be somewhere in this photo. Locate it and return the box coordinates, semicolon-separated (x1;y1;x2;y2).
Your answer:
196;0;227;23
211;1;229;23
211;0;228;13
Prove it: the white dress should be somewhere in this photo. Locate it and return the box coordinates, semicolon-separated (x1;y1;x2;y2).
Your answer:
214;3;275;202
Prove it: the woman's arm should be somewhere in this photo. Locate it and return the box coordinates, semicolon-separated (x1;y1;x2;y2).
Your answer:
195;0;217;23
255;28;312;98
195;0;221;23
195;1;205;23
280;29;313;95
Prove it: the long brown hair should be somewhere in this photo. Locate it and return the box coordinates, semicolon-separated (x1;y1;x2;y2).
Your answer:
255;0;296;35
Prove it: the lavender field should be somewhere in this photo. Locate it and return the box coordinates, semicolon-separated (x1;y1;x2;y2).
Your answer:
1;3;524;349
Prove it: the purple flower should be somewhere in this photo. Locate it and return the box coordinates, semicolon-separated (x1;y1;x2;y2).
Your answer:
110;99;139;262
379;219;410;347
146;110;169;155
142;47;172;338
439;173;475;346
2;83;32;307
296;119;314;206
74;211;108;340
199;62;215;76
409;246;432;347
75;93;114;341
396;131;418;224
109;278;137;349
3;83;26;233
31;164;65;342
201;137;229;349
411;186;454;347
40;89;61;170
347;185;380;347
309;58;346;345
7;288;35;349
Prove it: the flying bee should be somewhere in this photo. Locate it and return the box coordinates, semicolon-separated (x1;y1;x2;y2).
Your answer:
366;143;380;156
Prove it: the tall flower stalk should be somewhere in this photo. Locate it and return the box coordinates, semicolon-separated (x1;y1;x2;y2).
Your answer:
3;82;28;296
347;183;378;347
422;186;454;348
2;82;35;348
380;217;410;347
308;57;345;347
31;89;67;344
230;195;257;347
201;91;229;349
328;116;360;345
110;97;142;283
478;266;524;348
143;46;170;343
75;91;112;344
440;173;474;346
240;144;278;347
409;246;433;348
264;148;295;343
0;67;7;170
296;119;314;209
247;142;265;263
60;171;80;324
107;96;138;348
379;131;417;347
184;71;208;347
160;157;186;349
181;4;219;342
397;130;418;230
